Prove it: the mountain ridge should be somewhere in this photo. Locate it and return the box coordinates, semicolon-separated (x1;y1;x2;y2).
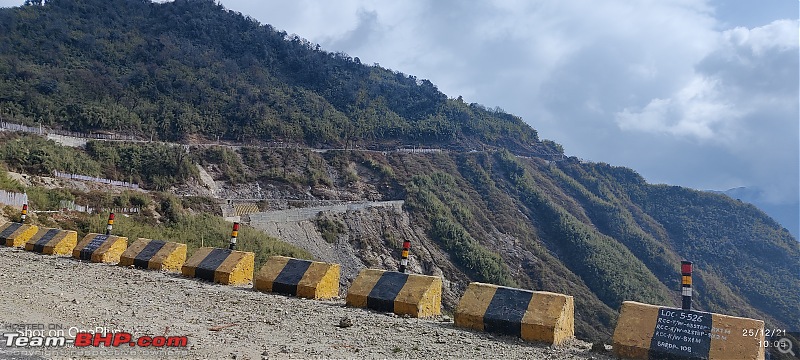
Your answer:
707;186;799;239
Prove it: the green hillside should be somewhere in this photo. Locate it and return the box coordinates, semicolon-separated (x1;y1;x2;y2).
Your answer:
0;0;797;343
0;0;560;156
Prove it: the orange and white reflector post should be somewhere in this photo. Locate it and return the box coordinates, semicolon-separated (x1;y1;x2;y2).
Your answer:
399;239;410;273
21;204;28;223
681;260;692;310
229;222;239;250
106;213;115;235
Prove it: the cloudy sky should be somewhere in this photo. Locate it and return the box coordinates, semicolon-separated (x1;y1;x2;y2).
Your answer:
1;1;798;218
205;1;798;209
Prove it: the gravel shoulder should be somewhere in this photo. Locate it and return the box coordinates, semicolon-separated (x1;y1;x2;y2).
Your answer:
0;246;614;360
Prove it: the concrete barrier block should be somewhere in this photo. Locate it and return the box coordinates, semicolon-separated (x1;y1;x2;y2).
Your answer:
119;238;187;272
454;282;574;345
346;269;441;318
612;301;765;360
72;233;128;263
181;247;254;285
254;256;340;299
0;222;39;247
24;228;78;255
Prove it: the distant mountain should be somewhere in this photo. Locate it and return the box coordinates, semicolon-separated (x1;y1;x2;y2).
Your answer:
709;187;799;239
0;0;797;344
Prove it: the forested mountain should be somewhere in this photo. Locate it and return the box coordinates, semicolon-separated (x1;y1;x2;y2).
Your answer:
0;0;797;344
0;0;560;156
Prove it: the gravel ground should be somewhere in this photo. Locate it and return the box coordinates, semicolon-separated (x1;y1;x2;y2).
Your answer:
0;246;615;360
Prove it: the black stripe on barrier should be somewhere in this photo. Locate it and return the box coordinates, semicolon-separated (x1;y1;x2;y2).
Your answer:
133;240;166;269
367;271;408;313
483;287;533;338
33;229;61;253
195;248;230;282
648;308;712;359
0;222;22;240
79;235;108;261
272;259;312;295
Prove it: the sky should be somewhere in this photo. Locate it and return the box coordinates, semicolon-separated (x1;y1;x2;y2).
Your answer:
0;1;798;217
203;1;799;208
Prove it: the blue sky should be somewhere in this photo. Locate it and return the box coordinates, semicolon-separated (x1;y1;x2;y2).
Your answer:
1;0;798;230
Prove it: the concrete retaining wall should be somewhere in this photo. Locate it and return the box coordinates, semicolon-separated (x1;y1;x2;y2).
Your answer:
249;200;404;224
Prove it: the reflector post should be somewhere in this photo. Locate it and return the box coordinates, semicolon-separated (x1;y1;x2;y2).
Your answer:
399;239;411;273
229;222;239;250
681;260;693;310
106;213;115;235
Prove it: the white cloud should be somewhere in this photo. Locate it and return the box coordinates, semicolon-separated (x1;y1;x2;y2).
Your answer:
615;19;798;147
613;19;798;202
615;77;742;142
724;19;799;56
228;2;796;206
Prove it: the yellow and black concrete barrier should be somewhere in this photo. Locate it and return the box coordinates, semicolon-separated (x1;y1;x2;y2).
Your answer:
454;282;575;345
612;301;765;360
25;228;78;255
181;247;254;285
0;222;39;247
119;238;187;272
254;256;340;299
345;269;441;318
72;233;128;263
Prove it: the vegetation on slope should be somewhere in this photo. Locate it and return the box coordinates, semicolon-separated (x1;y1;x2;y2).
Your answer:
0;166;310;269
0;0;560;155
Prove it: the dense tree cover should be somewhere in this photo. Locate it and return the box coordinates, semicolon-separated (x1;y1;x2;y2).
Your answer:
0;133;196;190
0;133;101;175
86;140;197;190
492;151;673;307
375;149;798;340
550;161;799;332
0;0;557;155
405;172;515;287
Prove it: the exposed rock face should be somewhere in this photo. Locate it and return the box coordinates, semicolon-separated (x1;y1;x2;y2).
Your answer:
249;205;469;309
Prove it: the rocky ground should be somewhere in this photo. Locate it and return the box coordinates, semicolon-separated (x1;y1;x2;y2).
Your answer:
0;246;615;360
